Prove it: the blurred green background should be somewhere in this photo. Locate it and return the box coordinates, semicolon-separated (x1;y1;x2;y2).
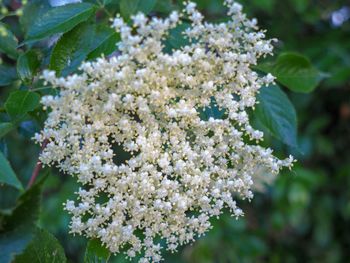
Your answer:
1;0;350;262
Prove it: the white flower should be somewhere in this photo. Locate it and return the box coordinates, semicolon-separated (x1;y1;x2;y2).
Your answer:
35;1;294;262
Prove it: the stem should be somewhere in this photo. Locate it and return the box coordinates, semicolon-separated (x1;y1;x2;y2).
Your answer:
27;139;49;188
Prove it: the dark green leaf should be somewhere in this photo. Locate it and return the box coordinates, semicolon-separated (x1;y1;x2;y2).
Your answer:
0;151;23;191
290;0;309;13
163;22;191;53
0;123;14;138
257;52;323;93
50;21;95;75
256;85;297;147
103;0;114;5
0;229;34;263
87;25;120;60
13;228;67;263
0;65;17;87
0;177;46;263
85;239;111;263
26;3;96;43
0;22;18;59
20;0;51;35
120;0;156;19
17;50;41;83
4;90;40;122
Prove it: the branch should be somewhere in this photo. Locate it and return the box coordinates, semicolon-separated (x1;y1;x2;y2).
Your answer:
27;139;49;189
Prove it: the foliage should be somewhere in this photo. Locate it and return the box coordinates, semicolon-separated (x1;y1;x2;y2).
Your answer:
0;0;349;262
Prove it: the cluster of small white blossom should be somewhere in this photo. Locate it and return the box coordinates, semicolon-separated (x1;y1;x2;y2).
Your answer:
35;1;294;262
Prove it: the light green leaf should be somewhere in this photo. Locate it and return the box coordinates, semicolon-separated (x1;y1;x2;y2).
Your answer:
257;52;324;93
85;239;111;263
87;25;120;60
256;85;297;147
4;90;40;121
26;3;96;43
50;21;95;75
120;0;156;19
0;22;18;59
13;228;67;263
0;65;17;87
0;151;23;191
0;123;14;138
17;50;40;83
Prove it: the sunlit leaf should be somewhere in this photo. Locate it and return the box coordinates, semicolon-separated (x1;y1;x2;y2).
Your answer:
257;52;324;93
26;3;96;43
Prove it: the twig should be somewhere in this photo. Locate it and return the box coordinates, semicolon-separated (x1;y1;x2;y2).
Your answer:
27;139;49;188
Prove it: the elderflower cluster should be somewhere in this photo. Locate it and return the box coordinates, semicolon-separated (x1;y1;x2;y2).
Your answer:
35;1;294;262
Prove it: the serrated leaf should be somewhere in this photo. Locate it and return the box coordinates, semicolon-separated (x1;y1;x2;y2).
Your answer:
0;65;17;87
120;0;156;19
0;177;46;263
17;50;41;83
256;85;297;147
50;21;95;75
0;123;14;138
13;228;67;263
4;90;40;122
0;22;18;59
26;3;96;43
257;52;323;93
87;25;120;60
0;151;23;191
85;239;111;263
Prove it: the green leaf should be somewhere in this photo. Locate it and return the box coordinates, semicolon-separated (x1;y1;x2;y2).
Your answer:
257;52;323;93
50;21;95;75
87;25;120;60
17;50;40;83
0;123;14;138
252;0;275;13
4;90;41;122
0;151;23;191
0;177;46;263
103;0;114;5
0;229;34;263
290;0;309;13
120;0;156;19
26;3;96;43
0;65;17;87
50;22;120;75
85;239;111;263
256;85;297;147
20;0;51;35
163;22;191;53
13;228;67;263
0;22;18;59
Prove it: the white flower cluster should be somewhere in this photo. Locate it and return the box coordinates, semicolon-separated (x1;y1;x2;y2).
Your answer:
35;1;294;262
